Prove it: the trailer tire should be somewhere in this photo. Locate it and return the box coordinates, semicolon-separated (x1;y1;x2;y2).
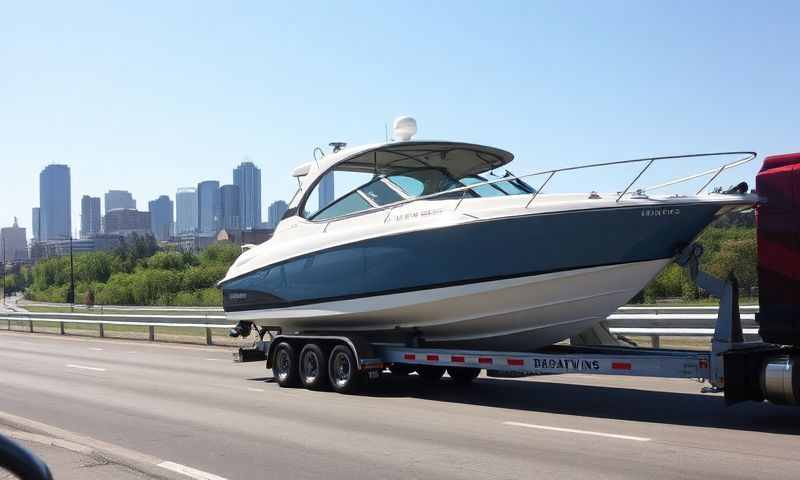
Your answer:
389;364;415;376
417;365;446;382
447;367;480;384
328;345;362;394
299;343;329;390
273;342;300;388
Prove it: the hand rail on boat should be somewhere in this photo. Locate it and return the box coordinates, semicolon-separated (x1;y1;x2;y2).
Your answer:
320;151;756;230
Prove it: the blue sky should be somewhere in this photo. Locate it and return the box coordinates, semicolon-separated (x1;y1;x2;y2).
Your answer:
1;1;798;236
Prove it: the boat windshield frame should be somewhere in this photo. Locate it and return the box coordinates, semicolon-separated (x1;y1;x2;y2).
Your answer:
296;150;756;227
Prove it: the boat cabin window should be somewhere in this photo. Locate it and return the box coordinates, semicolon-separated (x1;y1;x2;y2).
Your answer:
304;170;405;221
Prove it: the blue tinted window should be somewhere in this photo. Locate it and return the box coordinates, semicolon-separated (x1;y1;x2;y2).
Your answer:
360;180;403;205
313;192;371;221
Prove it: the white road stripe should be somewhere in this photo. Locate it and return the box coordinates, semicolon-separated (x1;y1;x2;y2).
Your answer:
89;347;104;351
246;387;264;392
65;364;106;372
503;421;651;442
158;461;229;480
205;358;224;361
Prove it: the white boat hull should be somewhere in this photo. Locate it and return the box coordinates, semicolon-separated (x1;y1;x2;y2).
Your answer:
228;258;670;350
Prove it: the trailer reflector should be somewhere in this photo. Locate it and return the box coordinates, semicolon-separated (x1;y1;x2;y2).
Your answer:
451;355;465;363
479;357;493;364
404;353;416;361
507;358;524;366
426;354;439;361
612;362;632;370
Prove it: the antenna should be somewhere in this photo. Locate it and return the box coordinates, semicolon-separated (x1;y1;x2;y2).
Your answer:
384;123;389;143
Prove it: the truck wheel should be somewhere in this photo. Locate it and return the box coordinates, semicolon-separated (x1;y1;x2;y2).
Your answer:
299;343;329;390
389;364;415;376
447;367;480;384
328;345;362;394
417;365;446;382
273;342;300;388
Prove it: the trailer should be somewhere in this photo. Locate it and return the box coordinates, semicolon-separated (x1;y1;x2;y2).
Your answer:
232;153;800;406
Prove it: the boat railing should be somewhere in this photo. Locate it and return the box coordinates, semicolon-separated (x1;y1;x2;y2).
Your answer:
319;151;756;230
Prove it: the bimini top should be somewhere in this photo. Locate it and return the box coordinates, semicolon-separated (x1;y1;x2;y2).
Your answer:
289;141;514;208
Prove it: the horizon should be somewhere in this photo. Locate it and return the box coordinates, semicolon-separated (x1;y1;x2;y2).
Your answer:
2;1;799;235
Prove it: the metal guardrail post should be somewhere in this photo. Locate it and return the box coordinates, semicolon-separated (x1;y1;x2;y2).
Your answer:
59;321;65;335
28;317;33;333
149;325;155;341
651;335;660;348
206;327;212;346
98;322;104;338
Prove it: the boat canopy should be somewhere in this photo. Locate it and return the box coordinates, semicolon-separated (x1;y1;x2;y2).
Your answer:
334;141;514;178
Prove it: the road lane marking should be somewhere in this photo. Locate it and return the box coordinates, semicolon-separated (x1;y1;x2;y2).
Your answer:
158;461;229;480
0;409;229;480
503;421;651;442
246;387;264;392
89;347;104;351
205;358;224;361
66;364;106;372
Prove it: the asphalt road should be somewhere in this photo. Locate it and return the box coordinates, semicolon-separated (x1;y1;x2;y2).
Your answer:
2;330;800;479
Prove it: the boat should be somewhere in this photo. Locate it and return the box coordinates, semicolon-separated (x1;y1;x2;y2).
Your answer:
220;117;757;351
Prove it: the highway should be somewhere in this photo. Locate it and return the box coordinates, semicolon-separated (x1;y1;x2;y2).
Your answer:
2;330;800;479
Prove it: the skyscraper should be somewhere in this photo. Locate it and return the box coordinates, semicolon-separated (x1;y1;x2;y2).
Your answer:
39;164;71;241
267;200;288;229
80;195;102;238
233;161;261;230
219;184;241;231
197;180;221;234
319;172;335;210
175;187;198;234
148;195;174;241
104;190;136;214
1;218;28;262
31;207;40;241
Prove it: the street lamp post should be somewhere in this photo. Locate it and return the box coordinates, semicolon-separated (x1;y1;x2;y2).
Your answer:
67;234;75;305
1;235;6;306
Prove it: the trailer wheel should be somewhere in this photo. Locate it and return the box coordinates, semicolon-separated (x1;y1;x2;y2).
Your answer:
417;365;446;382
328;345;362;394
447;367;480;384
389;364;415;376
273;342;300;388
299;343;329;390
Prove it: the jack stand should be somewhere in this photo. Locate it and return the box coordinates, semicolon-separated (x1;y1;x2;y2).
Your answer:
675;243;745;390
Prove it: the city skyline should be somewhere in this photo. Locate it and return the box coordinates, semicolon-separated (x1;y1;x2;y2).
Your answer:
8;157;284;240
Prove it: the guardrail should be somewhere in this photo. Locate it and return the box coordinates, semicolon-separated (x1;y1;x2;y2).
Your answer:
0;305;761;348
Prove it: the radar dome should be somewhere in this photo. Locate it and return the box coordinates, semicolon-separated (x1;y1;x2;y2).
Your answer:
392;116;417;142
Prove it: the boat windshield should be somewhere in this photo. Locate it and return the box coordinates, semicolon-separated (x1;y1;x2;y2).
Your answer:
308;168;536;221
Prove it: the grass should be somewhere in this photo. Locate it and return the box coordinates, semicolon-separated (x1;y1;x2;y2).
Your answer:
21;305;223;317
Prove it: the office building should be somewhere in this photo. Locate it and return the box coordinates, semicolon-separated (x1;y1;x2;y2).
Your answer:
220;184;241;231
319;172;334;210
31;207;40;241
1;218;28;262
175;187;198;234
39;164;71;241
197;180;221;234
80;196;102;239
267;200;288;229
30;234;123;263
233;161;261;230
104;190;136;214
104;209;151;237
148;195;174;241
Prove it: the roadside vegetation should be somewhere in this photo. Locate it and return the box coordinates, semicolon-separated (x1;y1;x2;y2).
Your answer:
15;234;239;306
7;214;757;307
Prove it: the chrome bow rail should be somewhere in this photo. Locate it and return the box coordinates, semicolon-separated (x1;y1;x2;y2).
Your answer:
317;151;756;230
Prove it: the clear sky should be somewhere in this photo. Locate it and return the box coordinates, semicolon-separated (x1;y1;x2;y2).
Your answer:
1;1;798;236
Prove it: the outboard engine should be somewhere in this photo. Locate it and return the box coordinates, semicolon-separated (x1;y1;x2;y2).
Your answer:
756;152;800;346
